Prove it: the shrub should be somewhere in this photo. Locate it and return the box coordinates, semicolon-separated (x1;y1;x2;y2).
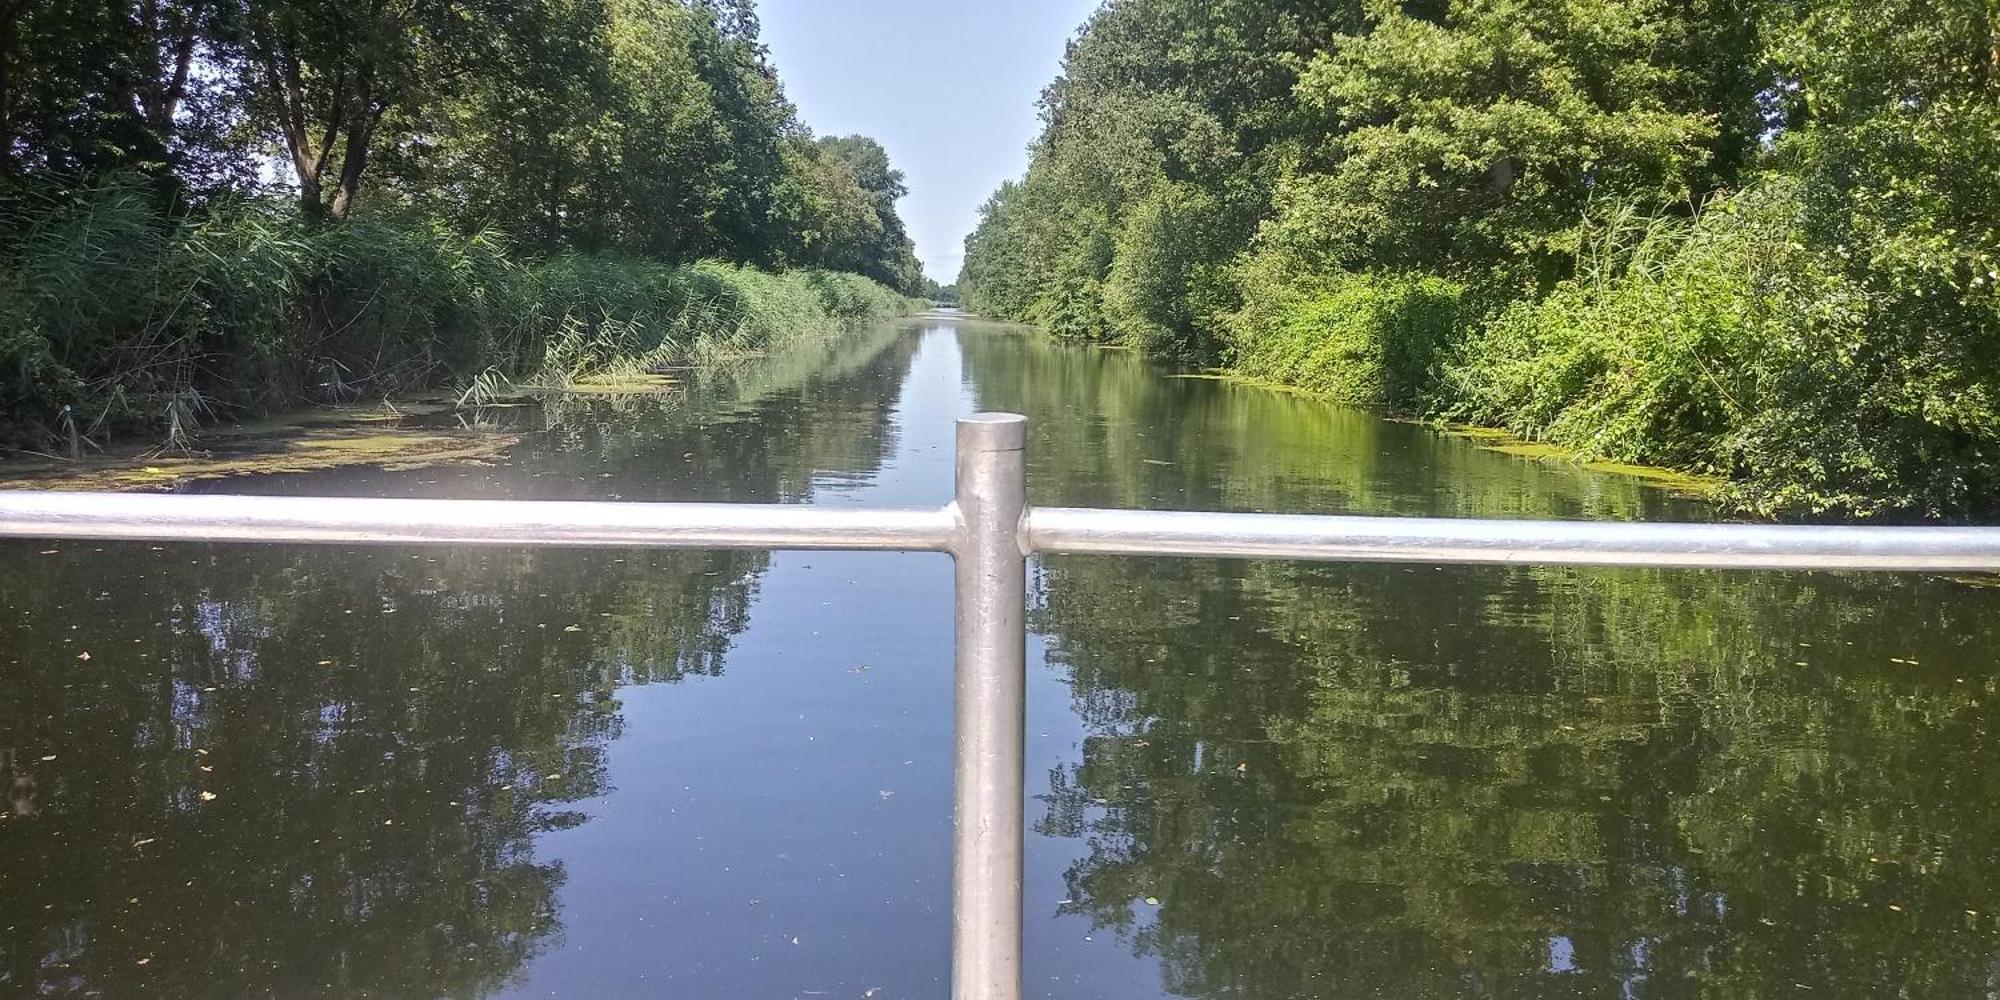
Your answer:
1443;197;1786;470
0;177;919;452
1442;184;2000;520
1226;269;1466;409
1102;183;1239;360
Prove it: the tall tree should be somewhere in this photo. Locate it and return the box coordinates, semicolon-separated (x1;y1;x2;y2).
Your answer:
1261;0;1731;289
816;134;922;292
238;0;500;219
960;0;1363;345
0;0;231;185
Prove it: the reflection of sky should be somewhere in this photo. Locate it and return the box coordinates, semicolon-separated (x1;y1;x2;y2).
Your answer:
1547;934;1577;973
501;321;1170;997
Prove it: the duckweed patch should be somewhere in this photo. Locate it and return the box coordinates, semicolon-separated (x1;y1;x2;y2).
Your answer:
561;374;683;395
3;414;518;491
1437;424;1723;496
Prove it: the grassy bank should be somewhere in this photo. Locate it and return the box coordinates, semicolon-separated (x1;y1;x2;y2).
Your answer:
959;0;2000;523
0;180;921;456
1219;184;2000;521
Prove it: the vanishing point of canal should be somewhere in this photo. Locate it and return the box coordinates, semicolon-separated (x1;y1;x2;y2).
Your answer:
5;315;2000;997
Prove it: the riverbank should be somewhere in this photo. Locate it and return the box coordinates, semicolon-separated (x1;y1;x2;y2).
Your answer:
958;0;1999;524
0;399;516;491
0;317;929;493
1175;369;1725;498
0;182;923;461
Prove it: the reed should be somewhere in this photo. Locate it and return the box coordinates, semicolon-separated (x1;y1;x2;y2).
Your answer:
0;176;922;452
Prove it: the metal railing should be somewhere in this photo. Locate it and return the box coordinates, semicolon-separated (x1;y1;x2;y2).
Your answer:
6;411;2000;1000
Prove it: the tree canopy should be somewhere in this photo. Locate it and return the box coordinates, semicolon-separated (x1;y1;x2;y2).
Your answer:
0;0;927;290
962;0;2000;520
0;0;932;451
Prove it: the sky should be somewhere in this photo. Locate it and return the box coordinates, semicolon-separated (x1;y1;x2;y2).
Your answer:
758;0;1101;284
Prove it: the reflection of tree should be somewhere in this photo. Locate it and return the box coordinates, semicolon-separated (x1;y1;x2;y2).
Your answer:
956;323;1700;520
527;321;921;503
0;321;924;996
1035;552;2000;997
0;542;764;996
969;327;2000;995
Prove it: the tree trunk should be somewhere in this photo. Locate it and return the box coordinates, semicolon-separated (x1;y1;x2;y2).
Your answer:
259;42;343;218
327;101;384;220
153;0;204;133
0;0;22;170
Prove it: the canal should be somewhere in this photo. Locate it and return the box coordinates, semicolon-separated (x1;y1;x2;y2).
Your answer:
4;315;1999;997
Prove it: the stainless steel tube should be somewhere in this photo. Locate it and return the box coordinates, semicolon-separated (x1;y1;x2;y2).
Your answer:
949;413;1028;1000
0;491;958;552
1025;507;2000;572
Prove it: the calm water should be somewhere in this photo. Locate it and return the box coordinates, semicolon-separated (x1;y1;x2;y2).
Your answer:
5;317;2000;997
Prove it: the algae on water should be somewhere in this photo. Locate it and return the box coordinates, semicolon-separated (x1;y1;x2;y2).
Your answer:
1;405;519;492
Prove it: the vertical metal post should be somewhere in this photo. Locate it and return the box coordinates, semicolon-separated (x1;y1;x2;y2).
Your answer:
951;412;1028;1000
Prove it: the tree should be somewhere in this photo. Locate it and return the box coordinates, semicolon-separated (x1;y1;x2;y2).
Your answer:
0;0;238;189
959;0;1364;348
815;135;923;293
771;133;886;274
1260;0;1731;290
237;0;512;219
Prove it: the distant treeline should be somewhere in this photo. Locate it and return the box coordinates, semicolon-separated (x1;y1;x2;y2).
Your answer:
961;0;2000;520
0;0;930;452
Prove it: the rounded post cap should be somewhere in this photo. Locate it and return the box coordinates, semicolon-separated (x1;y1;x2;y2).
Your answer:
957;412;1027;452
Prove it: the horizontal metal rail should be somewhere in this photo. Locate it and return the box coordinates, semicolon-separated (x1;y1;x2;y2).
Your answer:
0;491;958;552
11;492;2000;573
1024;507;2000;571
3;411;1999;1000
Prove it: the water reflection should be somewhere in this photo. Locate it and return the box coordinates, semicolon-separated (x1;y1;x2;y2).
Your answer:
0;543;761;995
954;329;2000;996
5;320;1999;997
0;324;921;996
1031;555;2000;996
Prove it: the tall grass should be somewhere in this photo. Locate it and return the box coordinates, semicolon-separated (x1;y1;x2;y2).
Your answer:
1225;270;1466;410
1442;183;2000;519
0;178;921;451
1442;196;1787;471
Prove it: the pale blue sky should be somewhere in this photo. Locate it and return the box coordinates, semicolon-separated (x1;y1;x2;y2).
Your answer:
758;0;1101;283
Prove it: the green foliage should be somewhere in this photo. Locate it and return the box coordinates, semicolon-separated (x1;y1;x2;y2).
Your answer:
784;136;925;293
0;0;933;449
1444;196;1784;470
1444;0;2000;519
1733;0;2000;519
0;0;921;277
0;179;919;451
966;0;2000;520
960;181;1035;318
1103;182;1241;358
1266;0;1729;286
1230;271;1466;409
959;0;1361;345
1450;176;2000;520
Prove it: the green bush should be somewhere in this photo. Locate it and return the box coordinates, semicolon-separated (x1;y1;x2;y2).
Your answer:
0;178;919;452
1102;183;1239;360
1443;197;1785;470
1226;270;1466;410
1442;185;2000;520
